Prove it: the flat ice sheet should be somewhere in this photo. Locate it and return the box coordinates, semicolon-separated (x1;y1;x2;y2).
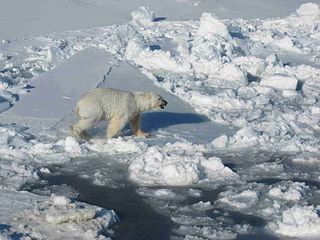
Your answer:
9;47;114;119
0;0;318;39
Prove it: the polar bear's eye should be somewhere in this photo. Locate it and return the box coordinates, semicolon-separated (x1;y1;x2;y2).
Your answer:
158;97;162;100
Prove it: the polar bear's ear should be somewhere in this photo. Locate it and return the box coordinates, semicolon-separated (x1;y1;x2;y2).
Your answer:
135;92;151;102
140;92;150;99
136;92;150;98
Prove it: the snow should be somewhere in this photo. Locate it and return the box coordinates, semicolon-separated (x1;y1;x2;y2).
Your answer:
131;6;155;26
296;2;320;15
1;0;320;239
64;137;82;155
1;0;314;39
0;191;117;239
19;195;116;239
85;138;147;154
260;74;298;90
292;156;320;164
5;47;113;120
155;189;177;199
214;180;320;238
271;205;320;237
129;142;238;186
211;135;229;148
268;182;307;202
229;127;261;147
275;36;304;53
217;190;259;209
51;195;71;206
198;13;230;39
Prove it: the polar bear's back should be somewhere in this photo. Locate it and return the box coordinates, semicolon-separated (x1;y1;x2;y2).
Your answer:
77;88;136;120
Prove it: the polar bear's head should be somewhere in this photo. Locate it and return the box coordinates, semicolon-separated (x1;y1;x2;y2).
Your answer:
135;92;167;112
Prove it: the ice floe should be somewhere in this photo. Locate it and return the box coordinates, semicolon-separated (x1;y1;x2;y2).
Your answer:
129;142;238;186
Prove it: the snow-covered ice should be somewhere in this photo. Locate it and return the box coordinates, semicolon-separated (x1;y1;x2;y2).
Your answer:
270;205;320;237
260;74;298;90
0;192;117;240
131;6;155;26
129;142;238;186
1;0;320;239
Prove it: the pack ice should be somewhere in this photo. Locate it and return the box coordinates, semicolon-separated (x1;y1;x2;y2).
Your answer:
1;2;320;239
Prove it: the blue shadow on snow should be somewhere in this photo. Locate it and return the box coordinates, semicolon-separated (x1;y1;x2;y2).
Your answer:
141;111;209;131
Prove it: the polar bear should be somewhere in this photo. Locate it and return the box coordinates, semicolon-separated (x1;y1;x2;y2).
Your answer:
70;88;167;139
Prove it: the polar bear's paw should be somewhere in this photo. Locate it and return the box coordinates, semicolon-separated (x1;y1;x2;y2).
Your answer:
134;130;149;138
70;125;81;140
80;131;91;141
70;125;91;141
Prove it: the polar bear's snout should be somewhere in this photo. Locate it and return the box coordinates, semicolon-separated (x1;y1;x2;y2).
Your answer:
159;97;168;109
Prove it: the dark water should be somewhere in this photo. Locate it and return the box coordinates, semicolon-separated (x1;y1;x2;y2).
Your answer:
23;150;317;240
61;175;176;240
24;169;280;240
31;171;175;240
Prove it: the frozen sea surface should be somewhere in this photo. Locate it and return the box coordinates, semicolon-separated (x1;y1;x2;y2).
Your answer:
1;1;320;239
25;154;286;240
1;0;318;39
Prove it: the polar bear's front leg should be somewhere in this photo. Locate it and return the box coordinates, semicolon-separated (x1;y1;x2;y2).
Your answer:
130;114;149;138
106;116;128;139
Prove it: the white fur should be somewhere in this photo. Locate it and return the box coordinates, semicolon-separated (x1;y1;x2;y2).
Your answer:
70;88;164;139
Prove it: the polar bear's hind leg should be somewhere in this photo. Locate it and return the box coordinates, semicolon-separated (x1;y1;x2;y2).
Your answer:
70;118;96;140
